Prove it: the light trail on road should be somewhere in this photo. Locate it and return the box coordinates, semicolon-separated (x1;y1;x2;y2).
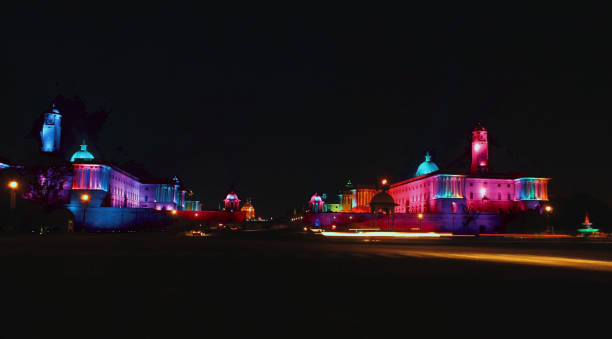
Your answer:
381;249;612;272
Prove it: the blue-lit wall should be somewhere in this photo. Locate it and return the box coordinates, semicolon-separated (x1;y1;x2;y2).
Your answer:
67;207;174;231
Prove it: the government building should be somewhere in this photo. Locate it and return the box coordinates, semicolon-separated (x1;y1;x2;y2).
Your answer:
2;102;247;231
305;124;550;234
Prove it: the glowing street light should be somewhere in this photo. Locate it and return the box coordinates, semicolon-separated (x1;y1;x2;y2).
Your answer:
417;213;424;232
8;180;18;209
80;193;90;232
544;205;553;233
381;178;388;186
171;209;177;215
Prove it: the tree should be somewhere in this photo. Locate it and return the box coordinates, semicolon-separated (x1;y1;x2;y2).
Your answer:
21;161;72;212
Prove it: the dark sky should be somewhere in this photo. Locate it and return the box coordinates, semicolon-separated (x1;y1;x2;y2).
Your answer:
1;4;611;216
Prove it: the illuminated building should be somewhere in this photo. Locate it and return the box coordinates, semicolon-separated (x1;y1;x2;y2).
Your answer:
184;200;201;211
305;124;550;234
323;203;341;213
338;180;377;213
309;193;324;213
40;104;62;153
224;192;240;212
241;199;255;219
388;124;549;215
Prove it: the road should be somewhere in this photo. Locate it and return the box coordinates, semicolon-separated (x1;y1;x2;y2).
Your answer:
0;231;610;337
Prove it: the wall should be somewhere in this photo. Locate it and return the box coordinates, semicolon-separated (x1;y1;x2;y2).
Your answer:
303;212;505;234
67;207;174;231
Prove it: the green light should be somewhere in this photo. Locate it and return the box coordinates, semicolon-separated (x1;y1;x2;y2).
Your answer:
578;228;599;233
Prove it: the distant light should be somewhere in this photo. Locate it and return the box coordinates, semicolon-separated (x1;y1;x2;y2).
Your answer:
195;213;199;217
8;181;18;189
381;178;388;186
474;144;481;151
545;205;552;213
331;225;337;230
171;209;177;215
417;213;424;219
480;188;486;197
80;194;90;202
480;161;486;166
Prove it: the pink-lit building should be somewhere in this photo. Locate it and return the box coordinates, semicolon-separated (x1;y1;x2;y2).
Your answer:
304;124;550;234
224;192;240;212
388;124;549;215
309;193;325;213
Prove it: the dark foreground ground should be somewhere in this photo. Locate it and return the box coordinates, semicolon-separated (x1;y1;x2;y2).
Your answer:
1;230;611;338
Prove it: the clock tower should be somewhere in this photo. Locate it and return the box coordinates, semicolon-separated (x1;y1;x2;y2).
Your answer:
40;103;62;153
470;123;489;174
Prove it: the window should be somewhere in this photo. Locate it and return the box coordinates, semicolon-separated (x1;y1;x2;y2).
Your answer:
508;193;512;200
470;192;473;199
470;183;473;187
497;183;501;187
498;192;501;200
507;184;510;188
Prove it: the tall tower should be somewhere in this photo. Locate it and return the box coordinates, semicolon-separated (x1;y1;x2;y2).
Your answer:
470;123;489;174
40;104;62;153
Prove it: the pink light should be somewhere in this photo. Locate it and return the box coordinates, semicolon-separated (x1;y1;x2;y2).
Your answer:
480;161;486;166
474;144;481;151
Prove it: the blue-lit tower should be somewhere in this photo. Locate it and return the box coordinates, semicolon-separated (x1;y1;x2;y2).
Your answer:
40;104;62;153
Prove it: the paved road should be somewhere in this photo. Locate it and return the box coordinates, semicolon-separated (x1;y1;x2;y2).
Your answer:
0;231;610;337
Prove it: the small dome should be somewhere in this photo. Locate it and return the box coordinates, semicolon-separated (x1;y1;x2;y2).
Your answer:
370;191;395;205
70;142;94;162
415;152;439;177
50;103;60;114
225;192;239;201
310;193;324;203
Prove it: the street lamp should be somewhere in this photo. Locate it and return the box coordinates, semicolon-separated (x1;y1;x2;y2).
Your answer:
8;180;18;209
417;213;424;232
80;193;90;232
544;205;553;234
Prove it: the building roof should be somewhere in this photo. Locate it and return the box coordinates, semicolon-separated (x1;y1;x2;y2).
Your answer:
415;152;439;177
370;191;395;205
70;142;94;162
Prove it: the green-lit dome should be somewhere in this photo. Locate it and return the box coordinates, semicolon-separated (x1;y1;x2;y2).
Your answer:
70;142;95;162
415;152;439;177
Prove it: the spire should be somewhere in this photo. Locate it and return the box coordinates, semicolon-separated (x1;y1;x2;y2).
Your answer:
425;152;431;162
80;140;88;151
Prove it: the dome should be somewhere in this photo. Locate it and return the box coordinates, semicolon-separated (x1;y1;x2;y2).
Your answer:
225;192;239;201
370;191;395;205
310;193;323;203
369;191;396;213
70;142;94;162
415;152;439;177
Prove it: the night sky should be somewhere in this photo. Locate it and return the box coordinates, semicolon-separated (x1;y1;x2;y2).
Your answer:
1;4;610;216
